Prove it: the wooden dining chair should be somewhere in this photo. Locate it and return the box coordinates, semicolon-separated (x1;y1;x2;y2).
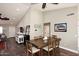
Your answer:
55;38;61;48
43;38;56;56
53;38;61;55
26;41;40;56
52;35;57;39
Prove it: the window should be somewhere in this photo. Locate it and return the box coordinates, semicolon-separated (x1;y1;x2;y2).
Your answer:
0;26;3;34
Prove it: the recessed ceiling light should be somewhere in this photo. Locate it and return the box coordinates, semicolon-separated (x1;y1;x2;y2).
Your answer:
16;8;20;11
13;18;15;20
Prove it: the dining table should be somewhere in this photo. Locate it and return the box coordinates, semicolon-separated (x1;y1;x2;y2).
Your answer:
27;37;61;56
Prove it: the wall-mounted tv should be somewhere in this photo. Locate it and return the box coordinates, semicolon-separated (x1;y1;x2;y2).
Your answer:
54;23;67;32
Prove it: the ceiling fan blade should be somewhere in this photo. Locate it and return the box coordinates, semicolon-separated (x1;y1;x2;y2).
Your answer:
42;3;46;9
0;13;2;18
1;17;9;20
0;13;2;16
0;13;9;20
52;3;59;5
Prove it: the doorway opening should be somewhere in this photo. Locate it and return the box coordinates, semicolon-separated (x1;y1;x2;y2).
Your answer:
43;22;51;37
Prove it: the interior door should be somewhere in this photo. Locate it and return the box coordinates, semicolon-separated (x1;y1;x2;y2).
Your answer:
43;23;50;37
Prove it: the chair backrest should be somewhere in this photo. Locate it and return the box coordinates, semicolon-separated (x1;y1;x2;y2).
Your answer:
47;38;56;50
47;39;51;53
27;42;32;53
52;39;56;48
39;36;43;39
48;39;53;48
55;38;61;47
52;35;57;39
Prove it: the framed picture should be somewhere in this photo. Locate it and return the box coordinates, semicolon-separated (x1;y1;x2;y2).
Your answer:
54;23;67;32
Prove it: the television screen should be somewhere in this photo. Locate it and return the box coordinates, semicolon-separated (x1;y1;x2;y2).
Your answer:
54;23;67;32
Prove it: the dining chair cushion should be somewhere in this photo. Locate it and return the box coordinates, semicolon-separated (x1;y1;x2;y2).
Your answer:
28;47;40;53
43;46;53;51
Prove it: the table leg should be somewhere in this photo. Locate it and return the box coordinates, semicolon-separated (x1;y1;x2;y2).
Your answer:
39;49;43;56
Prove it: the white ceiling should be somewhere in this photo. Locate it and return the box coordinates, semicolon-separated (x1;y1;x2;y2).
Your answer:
32;3;78;11
0;3;30;26
0;3;78;26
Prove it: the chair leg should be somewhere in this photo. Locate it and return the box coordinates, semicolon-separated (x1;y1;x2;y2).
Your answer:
52;48;55;56
54;48;57;56
39;50;40;56
56;47;60;56
26;48;29;56
53;49;55;56
40;49;43;56
48;51;50;56
31;53;33;56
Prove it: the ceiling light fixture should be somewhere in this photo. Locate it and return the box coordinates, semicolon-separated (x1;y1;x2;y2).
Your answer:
16;8;20;11
13;18;15;20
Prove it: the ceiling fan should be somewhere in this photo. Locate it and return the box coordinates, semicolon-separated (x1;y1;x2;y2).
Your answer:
42;3;59;9
0;13;9;20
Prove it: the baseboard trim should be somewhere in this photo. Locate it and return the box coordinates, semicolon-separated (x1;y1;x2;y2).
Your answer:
60;46;79;54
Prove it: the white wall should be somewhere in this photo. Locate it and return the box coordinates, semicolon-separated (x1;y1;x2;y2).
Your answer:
17;9;31;33
2;25;16;38
8;26;15;37
78;5;79;51
43;6;78;51
17;6;43;39
3;26;9;37
30;7;43;39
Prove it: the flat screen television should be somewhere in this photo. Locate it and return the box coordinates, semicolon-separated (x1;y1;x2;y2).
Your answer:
54;23;67;32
